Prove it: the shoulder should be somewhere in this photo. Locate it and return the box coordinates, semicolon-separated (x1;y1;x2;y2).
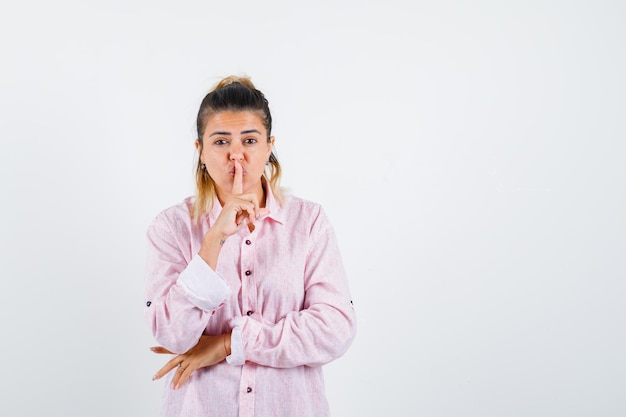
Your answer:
282;194;320;210
148;196;195;234
278;193;333;232
281;194;324;217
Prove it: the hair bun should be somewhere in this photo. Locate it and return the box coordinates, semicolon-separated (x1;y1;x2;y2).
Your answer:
213;75;256;91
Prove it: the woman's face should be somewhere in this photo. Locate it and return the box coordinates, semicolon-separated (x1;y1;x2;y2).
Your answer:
197;110;274;203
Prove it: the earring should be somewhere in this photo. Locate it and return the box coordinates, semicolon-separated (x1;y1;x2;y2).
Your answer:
201;163;206;170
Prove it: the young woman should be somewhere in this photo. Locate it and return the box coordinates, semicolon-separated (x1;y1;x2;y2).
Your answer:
144;75;356;417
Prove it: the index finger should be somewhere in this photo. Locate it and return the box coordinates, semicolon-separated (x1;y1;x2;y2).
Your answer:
232;160;243;195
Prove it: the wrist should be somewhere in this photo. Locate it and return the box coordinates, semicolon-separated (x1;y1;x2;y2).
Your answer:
223;333;232;357
203;227;228;247
199;229;228;269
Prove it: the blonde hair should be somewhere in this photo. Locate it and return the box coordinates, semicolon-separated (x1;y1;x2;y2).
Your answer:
191;76;283;221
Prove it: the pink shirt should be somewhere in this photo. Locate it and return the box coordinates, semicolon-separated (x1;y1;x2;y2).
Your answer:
144;187;357;417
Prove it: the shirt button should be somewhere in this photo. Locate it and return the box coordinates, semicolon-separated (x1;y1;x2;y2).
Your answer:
245;239;251;245
247;387;252;393
246;310;253;316
245;270;251;276
146;301;151;307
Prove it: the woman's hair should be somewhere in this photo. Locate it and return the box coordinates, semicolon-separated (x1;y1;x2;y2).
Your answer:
192;75;282;221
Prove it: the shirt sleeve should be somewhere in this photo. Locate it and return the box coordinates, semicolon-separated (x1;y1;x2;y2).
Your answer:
228;208;357;368
144;213;232;354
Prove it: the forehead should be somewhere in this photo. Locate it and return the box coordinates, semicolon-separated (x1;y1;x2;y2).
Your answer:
204;111;266;134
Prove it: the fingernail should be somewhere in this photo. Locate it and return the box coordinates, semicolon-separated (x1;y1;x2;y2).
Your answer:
152;375;157;381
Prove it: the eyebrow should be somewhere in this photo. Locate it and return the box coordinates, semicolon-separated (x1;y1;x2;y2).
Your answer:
209;129;263;137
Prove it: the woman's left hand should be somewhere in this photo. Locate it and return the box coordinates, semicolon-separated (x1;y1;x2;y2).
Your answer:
151;333;231;390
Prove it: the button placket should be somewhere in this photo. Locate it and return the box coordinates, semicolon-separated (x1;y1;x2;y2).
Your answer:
240;234;257;319
239;363;256;415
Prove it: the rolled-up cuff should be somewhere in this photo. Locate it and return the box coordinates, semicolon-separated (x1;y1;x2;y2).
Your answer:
226;316;264;366
177;255;232;311
225;325;244;366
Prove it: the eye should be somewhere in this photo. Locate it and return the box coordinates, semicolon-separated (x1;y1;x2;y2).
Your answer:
214;139;228;145
244;138;258;145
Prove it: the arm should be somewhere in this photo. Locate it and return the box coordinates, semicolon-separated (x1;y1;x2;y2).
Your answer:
228;209;357;368
144;214;232;354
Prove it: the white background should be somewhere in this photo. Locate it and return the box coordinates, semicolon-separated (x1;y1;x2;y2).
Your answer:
1;1;625;416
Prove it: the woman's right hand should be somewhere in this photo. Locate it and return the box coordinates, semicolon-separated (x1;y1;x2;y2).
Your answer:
198;160;268;268
212;160;262;237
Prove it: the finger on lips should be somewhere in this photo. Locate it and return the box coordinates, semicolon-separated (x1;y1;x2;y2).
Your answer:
232;160;243;195
232;161;257;233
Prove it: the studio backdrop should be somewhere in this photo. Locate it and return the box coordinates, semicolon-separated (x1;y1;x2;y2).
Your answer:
1;1;624;416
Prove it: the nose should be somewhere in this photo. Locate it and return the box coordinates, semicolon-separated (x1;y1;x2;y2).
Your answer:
229;142;244;161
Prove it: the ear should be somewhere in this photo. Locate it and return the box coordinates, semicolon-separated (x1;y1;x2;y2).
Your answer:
195;140;205;165
268;136;275;156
